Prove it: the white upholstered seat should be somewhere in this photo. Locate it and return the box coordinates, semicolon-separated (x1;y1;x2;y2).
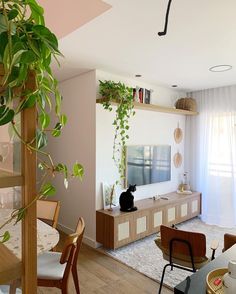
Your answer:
37;252;66;280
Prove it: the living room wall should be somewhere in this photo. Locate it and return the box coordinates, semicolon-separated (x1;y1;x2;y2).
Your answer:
96;70;187;210
47;70;97;246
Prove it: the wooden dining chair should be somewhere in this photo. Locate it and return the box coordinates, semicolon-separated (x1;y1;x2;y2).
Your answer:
37;199;60;229
72;217;85;293
37;217;85;294
155;225;218;294
223;233;236;251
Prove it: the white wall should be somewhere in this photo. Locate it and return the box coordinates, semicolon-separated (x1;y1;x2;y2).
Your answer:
96;70;186;210
47;70;97;246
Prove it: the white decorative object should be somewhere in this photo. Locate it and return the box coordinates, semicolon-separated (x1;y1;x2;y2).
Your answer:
118;222;129;241
102;183;116;210
223;260;236;294
134;86;140;102
136;216;147;234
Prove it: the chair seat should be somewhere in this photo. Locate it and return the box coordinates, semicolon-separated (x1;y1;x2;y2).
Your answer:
37;252;66;280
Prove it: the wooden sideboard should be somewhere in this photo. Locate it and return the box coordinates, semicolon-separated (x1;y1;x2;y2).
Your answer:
96;191;201;249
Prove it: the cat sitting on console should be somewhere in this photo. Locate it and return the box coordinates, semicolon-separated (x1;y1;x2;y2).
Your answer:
119;184;138;212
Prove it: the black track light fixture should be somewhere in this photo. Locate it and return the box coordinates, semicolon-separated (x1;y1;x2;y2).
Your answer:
158;0;173;36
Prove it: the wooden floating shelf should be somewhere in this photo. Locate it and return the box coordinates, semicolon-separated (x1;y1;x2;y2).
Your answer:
0;170;23;188
96;98;198;116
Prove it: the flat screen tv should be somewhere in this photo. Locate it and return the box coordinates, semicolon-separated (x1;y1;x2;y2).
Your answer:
126;145;171;186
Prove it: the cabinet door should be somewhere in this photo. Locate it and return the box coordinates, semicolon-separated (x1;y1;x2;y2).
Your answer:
178;201;190;222
165;204;179;226
150;208;164;234
190;197;201;217
134;210;150;240
114;214;134;248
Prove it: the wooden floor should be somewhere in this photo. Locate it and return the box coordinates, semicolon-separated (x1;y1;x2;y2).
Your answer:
38;235;173;294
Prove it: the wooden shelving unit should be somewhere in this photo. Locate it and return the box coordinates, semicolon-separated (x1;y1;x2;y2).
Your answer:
0;66;37;293
96;98;198;116
0;170;23;188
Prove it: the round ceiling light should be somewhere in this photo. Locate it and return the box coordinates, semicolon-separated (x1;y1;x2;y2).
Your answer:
209;65;232;72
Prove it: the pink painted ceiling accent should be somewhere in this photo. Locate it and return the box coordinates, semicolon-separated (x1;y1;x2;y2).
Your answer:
38;0;111;38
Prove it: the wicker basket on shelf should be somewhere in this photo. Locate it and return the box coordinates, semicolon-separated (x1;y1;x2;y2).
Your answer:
175;97;197;112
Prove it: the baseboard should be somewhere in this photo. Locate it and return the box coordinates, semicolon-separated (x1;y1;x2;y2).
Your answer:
57;222;99;248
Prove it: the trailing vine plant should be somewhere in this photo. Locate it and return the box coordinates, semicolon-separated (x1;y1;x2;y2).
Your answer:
99;80;135;191
0;0;83;243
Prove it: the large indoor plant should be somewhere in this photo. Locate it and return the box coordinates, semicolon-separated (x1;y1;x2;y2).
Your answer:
99;80;135;204
0;0;83;242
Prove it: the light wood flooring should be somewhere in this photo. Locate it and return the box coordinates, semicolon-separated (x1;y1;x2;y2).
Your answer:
38;233;173;294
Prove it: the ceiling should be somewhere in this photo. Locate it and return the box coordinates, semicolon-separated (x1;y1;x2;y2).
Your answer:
50;0;236;91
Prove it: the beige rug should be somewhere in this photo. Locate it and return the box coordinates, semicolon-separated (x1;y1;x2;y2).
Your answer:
105;217;236;289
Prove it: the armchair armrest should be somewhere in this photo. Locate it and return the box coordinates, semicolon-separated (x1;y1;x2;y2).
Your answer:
210;239;219;260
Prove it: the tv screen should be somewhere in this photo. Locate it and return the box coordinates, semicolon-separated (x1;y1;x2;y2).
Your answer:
126;145;171;186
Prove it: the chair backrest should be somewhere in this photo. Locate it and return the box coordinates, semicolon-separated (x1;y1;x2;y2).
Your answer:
37;199;60;228
160;225;206;261
73;217;85;268
59;233;78;281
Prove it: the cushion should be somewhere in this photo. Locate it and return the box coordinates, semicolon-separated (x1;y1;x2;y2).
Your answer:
37;252;66;280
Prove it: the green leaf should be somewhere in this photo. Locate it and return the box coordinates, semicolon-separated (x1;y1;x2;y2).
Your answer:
32;25;60;54
40;183;56;197
0;106;14;126
60;114;67;126
0;32;8;61
39;112;50;130
0;14;7;34
73;163;84;180
52;122;62;137
15;208;25;224
19;94;37;110
8;9;18;20
1;231;10;243
20;50;38;64
36;130;48;149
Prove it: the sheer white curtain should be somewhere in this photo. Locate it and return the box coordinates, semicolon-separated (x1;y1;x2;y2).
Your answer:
185;86;236;227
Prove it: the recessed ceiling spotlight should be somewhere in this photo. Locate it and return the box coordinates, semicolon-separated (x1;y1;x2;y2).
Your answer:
209;65;232;72
135;74;142;78
172;85;178;88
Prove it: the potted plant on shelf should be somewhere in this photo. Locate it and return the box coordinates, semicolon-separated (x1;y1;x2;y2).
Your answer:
0;0;83;242
99;80;135;208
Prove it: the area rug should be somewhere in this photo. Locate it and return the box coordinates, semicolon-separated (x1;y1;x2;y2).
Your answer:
105;217;236;289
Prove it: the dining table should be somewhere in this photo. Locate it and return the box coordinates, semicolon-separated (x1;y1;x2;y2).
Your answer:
0;208;60;259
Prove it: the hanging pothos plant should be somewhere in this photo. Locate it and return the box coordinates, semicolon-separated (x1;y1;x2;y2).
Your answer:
0;0;83;243
99;80;135;192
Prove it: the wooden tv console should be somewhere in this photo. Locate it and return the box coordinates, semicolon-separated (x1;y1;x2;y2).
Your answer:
96;191;201;249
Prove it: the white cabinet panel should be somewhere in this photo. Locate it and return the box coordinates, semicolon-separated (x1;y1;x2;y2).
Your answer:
118;221;129;241
136;216;147;234
154;211;163;228
181;203;188;217
192;200;198;213
168;207;175;222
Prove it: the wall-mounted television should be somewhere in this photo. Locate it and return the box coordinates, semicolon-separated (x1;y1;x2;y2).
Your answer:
126;145;171;186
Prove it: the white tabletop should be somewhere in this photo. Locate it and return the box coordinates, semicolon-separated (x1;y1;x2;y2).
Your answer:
0;209;59;259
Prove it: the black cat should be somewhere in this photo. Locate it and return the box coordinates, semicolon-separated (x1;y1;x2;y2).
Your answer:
119;184;138;212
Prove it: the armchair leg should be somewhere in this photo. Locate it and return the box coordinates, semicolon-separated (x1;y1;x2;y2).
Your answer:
158;264;170;294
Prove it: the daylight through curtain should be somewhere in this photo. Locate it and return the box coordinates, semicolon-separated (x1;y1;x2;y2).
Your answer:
185;85;236;227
